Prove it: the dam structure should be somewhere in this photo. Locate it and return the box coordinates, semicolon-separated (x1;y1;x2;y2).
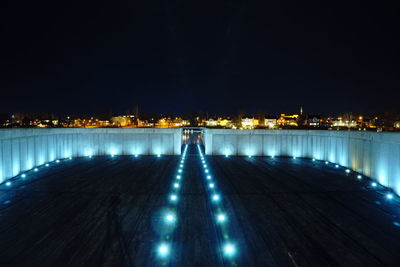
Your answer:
0;128;400;266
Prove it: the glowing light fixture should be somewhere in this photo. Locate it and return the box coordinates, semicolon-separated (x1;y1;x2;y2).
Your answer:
335;164;339;168
371;182;377;187
223;243;236;257
5;182;11;187
158;243;169;257
207;175;211;180
56;160;60;163
212;194;220;201
178;169;182;173
165;214;176;223
176;175;181;180
293;156;296;159
157;154;161;158
209;183;215;188
387;193;393;199
325;161;329;164
21;174;26;178
312;158;316;161
135;154;138;158
34;168;38;172
345;169;351;173
217;214;226;222
170;194;177;201
45;163;49;167
357;175;362;179
205;169;209;173
174;183;180;188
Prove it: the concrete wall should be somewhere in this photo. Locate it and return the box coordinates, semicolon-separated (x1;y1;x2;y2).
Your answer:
205;129;400;194
0;128;181;183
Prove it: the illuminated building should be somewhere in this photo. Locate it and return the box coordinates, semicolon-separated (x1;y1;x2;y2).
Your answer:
264;117;277;128
241;117;259;129
277;114;298;127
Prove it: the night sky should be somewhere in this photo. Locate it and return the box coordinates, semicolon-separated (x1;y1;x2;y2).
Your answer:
1;0;399;116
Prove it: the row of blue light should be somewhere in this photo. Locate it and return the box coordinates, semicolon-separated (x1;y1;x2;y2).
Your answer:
242;154;397;201
197;144;237;259
1;158;68;188
157;144;188;259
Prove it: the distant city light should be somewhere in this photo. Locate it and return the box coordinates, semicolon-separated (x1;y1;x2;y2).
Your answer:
21;174;26;178
56;159;60;163
357;175;362;179
5;182;11;186
335;164;339;168
34;168;38;172
387;193;393;199
345;169;351;173
371;182;377;187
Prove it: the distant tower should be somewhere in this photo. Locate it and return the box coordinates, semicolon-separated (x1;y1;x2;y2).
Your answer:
300;106;303;115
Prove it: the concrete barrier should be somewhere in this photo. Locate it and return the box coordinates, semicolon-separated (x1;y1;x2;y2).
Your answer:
0;128;181;183
204;129;400;194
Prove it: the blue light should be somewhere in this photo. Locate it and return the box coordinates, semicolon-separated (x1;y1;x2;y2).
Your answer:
170;194;178;201
217;214;226;223
34;168;38;172
111;154;115;157
165;213;176;223
5;181;11;187
203;164;207;168
21;174;26;178
225;155;229;158
212;194;220;201
157;154;161;158
207;175;211;180
293;156;296;159
248;155;252;158
335;164;339;168
271;155;275;158
178;169;182;173
135;154;138;158
357;175;362;179
180;164;183;168
371;182;377;187
158;243;169;257
312;158;315;161
174;183;180;188
325;161;329;164
176;175;181;180
69;157;72;160
209;183;215;188
45;163;49;167
387;193;393;200
205;169;209;173
345;169;351;173
223;243;236;257
56;159;60;163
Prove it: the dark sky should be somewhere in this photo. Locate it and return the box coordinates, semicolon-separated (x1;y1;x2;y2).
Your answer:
1;0;399;116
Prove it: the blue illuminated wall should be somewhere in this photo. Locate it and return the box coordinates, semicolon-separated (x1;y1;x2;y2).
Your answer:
204;129;400;194
0;128;181;183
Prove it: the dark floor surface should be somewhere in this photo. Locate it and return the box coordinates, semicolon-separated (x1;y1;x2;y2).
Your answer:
0;145;400;266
